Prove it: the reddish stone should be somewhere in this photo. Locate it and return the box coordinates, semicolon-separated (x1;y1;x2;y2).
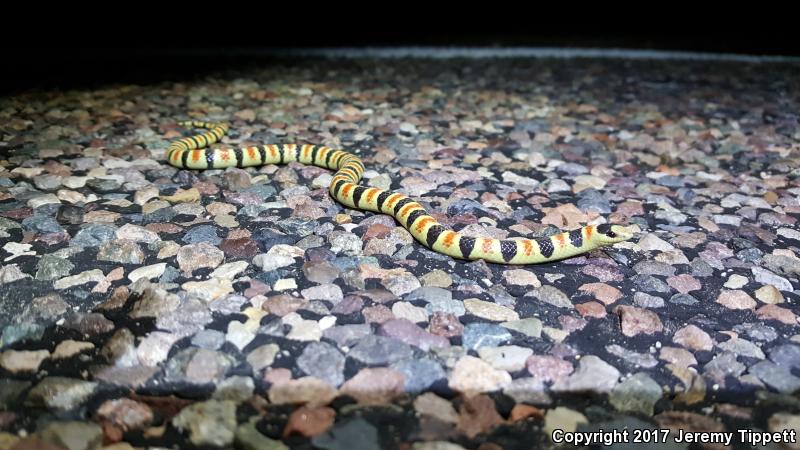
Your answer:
575;301;607;318
578;283;622;305
526;355;573;382
219;237;260;258
362;305;394;324
145;222;183;234
509;404;544;422
428;312;464;338
129;394;192;421
38;232;70;245
363;224;393;240
457;395;504;438
559;315;587;333
193;181;219;195
340;368;405;404
262;294;308;316
264;368;293;385
614;305;663;337
226;228;251;239
756;304;797;325
1;207;32;219
283;406;336;438
101;421;123;444
244;281;271;298
95;398;154;431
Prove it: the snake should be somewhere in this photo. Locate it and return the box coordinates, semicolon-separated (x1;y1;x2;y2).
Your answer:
165;121;632;264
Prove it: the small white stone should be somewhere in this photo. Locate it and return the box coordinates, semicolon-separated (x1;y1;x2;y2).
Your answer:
724;274;749;289
210;261;249;280
128;263;167;283
274;278;297;291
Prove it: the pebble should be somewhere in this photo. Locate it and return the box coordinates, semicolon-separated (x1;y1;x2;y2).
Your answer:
578;282;622;305
525;355;574;382
609;372;663;415
391;301;429;323
136;331;179;366
724;274;749;289
268;377;338;407
284;406;336;438
70;224;117;247
551;356;620;394
448;356;512;395
127;262;166;282
477;345;533;372
246;344;280;373
172;400;237;447
301;284;343;302
349;335;414;365
311;417;380;450
0;349;50;373
163;348;235;385
116;223;160;243
52;340;94;359
463;323;512;350
35;255;74;280
501;317;543;338
340;367;405;404
529;285;572;309
673;325;714;351
752;267;793;292
26;377;98;411
38;421;103;450
637;233;676;252
718;338;765;359
379;319;450;351
503;269;541;287
420;269;453;288
176;242;224;273
236;419;289;450
543;407;588;436
297;342;346;387
54;269;105;289
96;398;154;431
182;278;234;301
606;344;659;368
614;305;664;336
391;357;445;392
413;392;459;424
716;290;757;309
464;298;520;321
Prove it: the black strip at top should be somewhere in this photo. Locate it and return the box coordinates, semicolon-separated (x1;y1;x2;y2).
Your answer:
459;236;476;259
376;191;391;211
333;179;348;197
181;149;190;168
569;229;583;248
500;240;518;262
205;150;215;169
351;186;366;207
258;146;268;164
393;198;413;214
536;238;554;258
233;148;243;168
405;209;426;227
425;225;446;248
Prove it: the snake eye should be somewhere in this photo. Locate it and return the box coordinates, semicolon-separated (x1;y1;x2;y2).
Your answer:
607;231;617;238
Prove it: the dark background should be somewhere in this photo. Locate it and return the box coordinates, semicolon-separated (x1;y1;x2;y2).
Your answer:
3;30;797;93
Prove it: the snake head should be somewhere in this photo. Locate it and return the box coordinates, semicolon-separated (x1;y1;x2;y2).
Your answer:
595;224;633;244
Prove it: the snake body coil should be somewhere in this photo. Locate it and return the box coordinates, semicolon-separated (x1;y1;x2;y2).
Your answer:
166;121;632;264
